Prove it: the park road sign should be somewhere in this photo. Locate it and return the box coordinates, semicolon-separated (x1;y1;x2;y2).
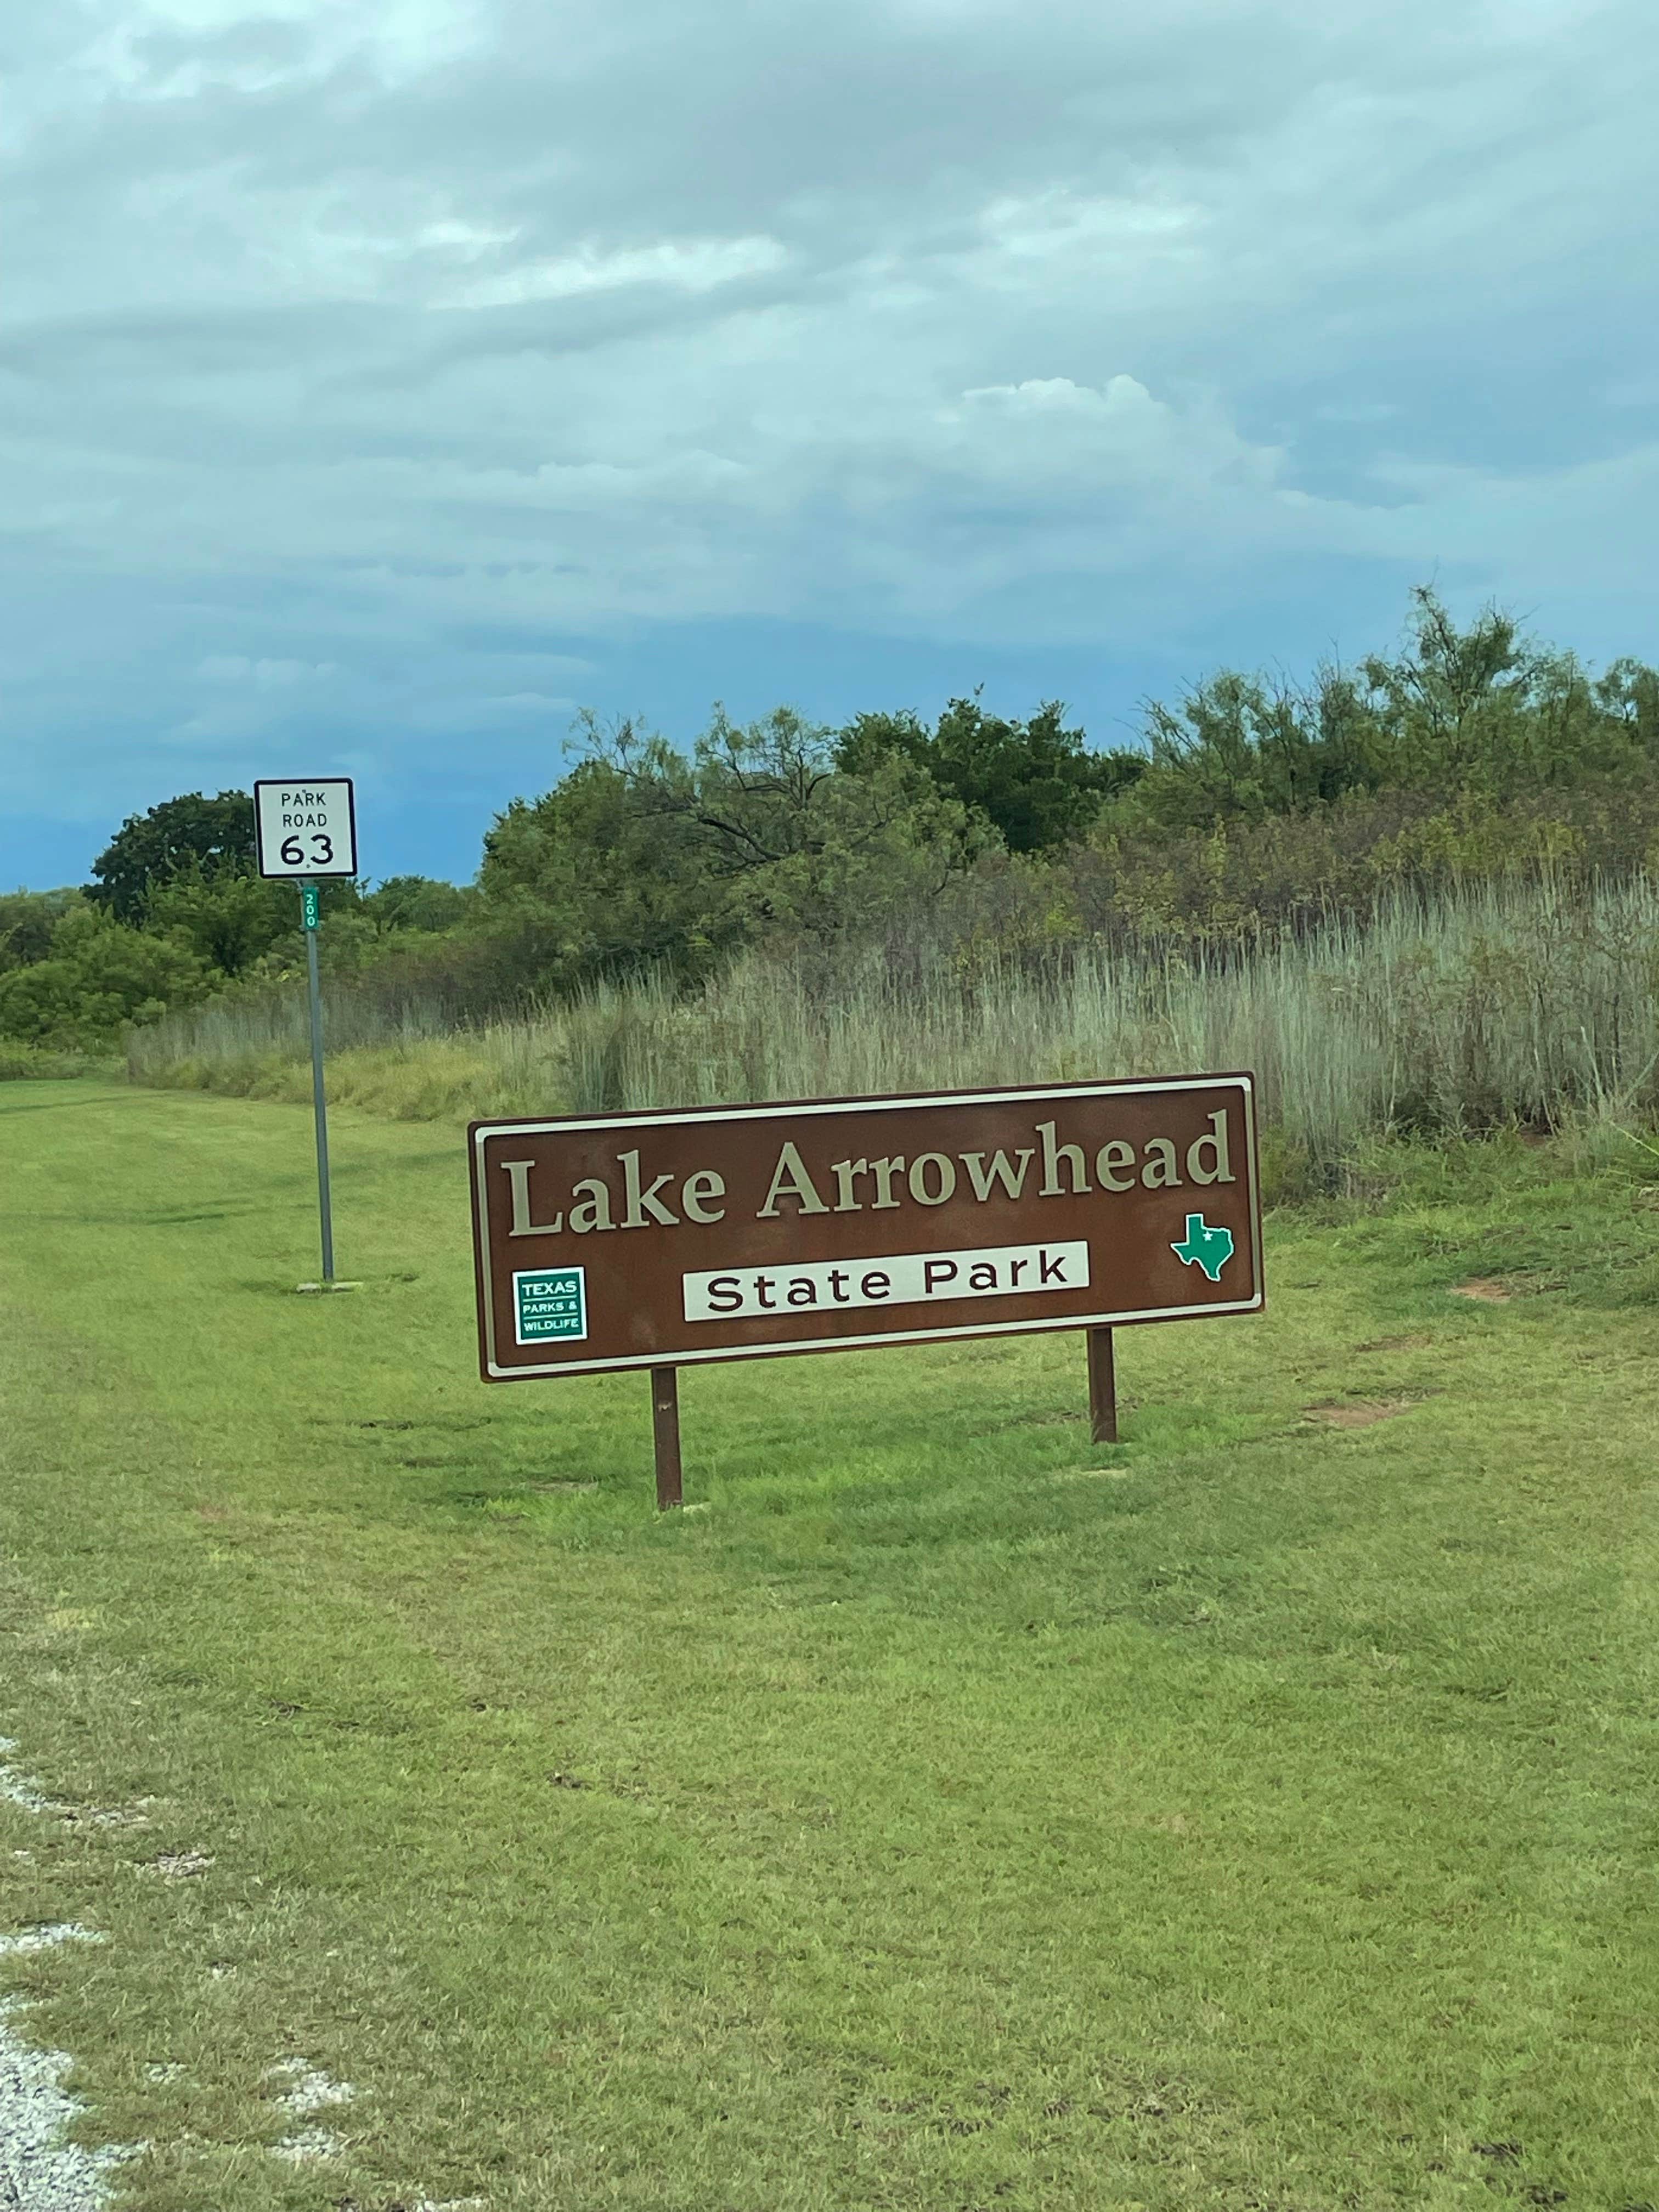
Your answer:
254;778;358;878
469;1073;1262;1381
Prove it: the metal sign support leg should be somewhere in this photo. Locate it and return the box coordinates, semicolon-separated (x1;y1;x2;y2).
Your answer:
304;912;336;1285
651;1367;683;1510
1087;1326;1118;1443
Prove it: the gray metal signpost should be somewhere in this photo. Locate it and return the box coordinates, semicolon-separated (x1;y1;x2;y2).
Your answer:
255;780;358;1288
300;882;335;1282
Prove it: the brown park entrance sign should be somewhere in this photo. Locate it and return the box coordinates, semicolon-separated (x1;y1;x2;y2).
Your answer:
469;1073;1263;1506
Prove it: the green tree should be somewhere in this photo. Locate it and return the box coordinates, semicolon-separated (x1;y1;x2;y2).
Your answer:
144;864;297;978
361;876;475;934
1357;589;1650;794
88;791;258;919
689;705;988;937
479;721;733;991
1595;657;1659;757
1114;588;1659;838
477;706;988;990
837;695;1143;852
1126;664;1383;832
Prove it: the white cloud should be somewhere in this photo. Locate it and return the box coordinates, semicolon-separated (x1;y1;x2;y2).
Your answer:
2;0;1657;851
441;235;789;310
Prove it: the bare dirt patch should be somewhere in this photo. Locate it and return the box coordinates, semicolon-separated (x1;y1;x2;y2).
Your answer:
1304;1400;1414;1429
1452;1278;1514;1303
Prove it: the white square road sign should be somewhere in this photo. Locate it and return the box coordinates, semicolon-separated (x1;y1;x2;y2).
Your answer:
254;779;358;878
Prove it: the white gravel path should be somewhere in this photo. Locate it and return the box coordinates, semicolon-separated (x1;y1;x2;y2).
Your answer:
3;1740;487;2209
0;1928;123;2212
0;1745;59;1821
1;1741;125;2212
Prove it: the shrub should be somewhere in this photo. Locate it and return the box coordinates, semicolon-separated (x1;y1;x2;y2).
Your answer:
0;906;210;1047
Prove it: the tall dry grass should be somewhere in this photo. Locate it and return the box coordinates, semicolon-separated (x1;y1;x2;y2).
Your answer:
128;873;1659;1179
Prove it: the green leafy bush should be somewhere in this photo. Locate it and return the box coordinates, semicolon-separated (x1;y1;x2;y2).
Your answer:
0;888;84;972
0;905;210;1047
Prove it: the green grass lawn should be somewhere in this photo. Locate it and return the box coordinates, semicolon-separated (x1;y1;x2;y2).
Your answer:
2;1080;1658;2211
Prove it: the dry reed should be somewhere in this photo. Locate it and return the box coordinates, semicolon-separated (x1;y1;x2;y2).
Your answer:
128;873;1659;1176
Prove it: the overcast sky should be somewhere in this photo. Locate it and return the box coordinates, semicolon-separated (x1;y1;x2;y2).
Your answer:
4;0;1656;887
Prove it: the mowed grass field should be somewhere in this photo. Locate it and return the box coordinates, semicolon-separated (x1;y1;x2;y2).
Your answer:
2;1082;1658;2211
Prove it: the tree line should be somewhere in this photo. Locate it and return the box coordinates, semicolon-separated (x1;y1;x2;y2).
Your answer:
5;587;1659;1051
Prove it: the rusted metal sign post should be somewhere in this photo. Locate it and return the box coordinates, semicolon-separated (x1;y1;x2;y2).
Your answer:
469;1073;1262;1509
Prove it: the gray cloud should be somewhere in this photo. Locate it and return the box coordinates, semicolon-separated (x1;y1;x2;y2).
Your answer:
3;0;1657;851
